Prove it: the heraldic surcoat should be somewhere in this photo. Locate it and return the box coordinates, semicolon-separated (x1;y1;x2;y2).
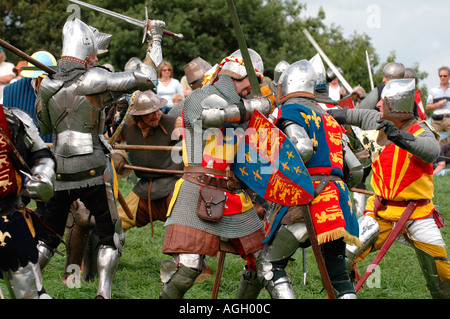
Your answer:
364;123;437;221
277;99;360;246
165;76;264;243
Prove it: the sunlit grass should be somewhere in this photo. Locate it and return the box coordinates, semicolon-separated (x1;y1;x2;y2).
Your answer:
1;175;449;299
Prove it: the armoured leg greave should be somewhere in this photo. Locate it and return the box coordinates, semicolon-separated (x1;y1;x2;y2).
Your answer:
159;254;202;299
37;240;55;271
235;266;263;299
255;224;304;299
414;245;450;299
3;262;51;299
96;245;120;299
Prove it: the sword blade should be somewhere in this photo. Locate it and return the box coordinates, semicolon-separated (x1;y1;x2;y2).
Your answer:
69;0;145;28
69;0;183;39
226;0;262;97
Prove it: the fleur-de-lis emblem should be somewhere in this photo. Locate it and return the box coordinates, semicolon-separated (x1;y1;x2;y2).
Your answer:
0;231;12;246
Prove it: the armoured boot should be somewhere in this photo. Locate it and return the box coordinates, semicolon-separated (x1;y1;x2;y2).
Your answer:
235;266;263;299
63;200;95;284
414;245;450;299
160;254;203;299
3;262;51;299
96;245;120;299
264;275;295;299
160;263;200;299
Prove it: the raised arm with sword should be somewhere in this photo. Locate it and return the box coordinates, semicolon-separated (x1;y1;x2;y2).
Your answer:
69;0;183;43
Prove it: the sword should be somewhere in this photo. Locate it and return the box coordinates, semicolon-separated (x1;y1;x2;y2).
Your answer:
366;50;375;90
226;0;262;97
302;29;353;94
69;0;183;43
355;200;420;292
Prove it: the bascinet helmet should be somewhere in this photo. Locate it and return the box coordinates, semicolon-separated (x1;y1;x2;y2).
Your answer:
383;62;405;82
380;78;415;119
273;60;290;86
309;53;327;91
277;59;317;104
130;90;167;116
61;18;97;64
219;48;264;81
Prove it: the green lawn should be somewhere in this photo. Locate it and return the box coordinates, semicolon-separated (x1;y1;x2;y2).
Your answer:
1;175;449;299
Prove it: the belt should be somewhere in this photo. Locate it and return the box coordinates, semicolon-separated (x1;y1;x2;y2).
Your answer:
56;165;106;182
310;175;342;197
182;166;244;193
374;196;430;213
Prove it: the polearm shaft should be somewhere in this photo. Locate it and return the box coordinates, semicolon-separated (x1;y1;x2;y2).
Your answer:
0;38;56;75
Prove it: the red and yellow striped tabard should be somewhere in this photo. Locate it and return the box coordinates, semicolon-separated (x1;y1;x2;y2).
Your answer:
365;123;436;221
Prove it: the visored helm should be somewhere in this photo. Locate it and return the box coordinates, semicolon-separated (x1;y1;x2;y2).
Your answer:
278;59;317;104
21;51;58;78
309;53;327;91
130;90;167;116
219;48;264;82
381;78;415;119
90;26;112;55
61;18;97;64
273;60;290;85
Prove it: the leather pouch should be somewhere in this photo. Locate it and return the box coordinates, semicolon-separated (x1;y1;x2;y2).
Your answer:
196;187;226;222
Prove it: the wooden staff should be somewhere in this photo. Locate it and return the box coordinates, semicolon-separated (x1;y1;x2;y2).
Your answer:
350;188;375;196
113;144;182;152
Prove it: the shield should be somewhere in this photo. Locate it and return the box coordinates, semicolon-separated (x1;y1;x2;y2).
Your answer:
232;110;314;206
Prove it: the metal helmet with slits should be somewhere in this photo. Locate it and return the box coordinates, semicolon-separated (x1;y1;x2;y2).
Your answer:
380;78;416;119
61;18;97;64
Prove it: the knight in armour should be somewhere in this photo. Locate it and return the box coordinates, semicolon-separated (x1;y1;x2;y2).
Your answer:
0;104;55;298
245;60;362;299
35;17;165;299
328;78;450;299
159;48;272;299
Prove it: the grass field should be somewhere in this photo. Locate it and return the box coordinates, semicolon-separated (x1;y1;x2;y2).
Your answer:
1;174;450;300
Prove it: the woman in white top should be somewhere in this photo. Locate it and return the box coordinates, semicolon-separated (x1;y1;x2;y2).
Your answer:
156;61;184;113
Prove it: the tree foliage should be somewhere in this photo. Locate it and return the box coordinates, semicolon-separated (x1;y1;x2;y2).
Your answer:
0;0;426;96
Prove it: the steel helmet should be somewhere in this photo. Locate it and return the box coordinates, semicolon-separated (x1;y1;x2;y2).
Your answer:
309;54;327;91
380;78;415;119
278;59;317;104
273;60;290;86
219;48;264;81
183;57;212;88
130;90;167;116
61;18;97;63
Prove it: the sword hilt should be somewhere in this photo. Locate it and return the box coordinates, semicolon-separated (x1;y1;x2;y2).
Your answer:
163;30;184;40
